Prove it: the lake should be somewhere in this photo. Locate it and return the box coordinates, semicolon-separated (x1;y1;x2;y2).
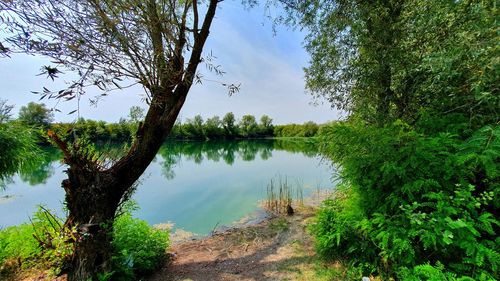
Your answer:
0;139;334;235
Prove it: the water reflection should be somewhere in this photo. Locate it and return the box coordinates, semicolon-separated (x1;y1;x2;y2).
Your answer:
1;139;330;231
156;139;319;180
0;147;61;189
18;148;61;185
10;139;320;187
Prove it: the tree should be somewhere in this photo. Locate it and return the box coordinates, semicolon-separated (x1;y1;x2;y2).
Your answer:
18;102;54;128
275;0;498;126
183;114;205;139
128;106;145;123
258;114;273;136
0;99;14;123
273;0;404;123
222;112;236;137
1;0;220;279
239;114;258;137
301;121;318;137
205;115;222;139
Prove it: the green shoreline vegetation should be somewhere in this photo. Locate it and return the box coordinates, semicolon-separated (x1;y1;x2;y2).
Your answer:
1;0;498;280
4;105;325;144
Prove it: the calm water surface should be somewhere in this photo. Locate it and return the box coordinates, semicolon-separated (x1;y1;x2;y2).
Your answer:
0;140;334;235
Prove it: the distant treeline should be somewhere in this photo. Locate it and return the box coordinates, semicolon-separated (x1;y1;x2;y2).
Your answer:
48;113;328;143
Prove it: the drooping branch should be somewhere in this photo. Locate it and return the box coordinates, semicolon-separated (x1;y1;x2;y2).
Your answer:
107;0;220;189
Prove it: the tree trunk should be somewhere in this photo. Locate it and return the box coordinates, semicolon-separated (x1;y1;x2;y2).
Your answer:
69;226;112;281
62;166;121;281
46;1;220;279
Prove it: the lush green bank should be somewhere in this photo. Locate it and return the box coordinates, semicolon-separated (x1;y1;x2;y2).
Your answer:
0;205;169;280
299;0;499;280
313;121;498;280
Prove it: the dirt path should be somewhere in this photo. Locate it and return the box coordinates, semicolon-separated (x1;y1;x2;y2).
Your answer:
147;206;330;281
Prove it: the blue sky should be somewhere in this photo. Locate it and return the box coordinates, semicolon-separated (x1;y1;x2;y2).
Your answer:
0;1;340;125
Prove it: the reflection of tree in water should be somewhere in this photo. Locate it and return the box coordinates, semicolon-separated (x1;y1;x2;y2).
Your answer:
273;139;319;157
160;151;181;180
18;147;62;186
260;148;272;160
7;140;321;186
156;139;320;180
238;141;260;161
11;144;129;187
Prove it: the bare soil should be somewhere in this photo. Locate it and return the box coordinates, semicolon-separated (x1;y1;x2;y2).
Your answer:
147;205;330;281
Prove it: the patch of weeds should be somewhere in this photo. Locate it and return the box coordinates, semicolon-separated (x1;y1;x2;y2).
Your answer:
268;217;289;233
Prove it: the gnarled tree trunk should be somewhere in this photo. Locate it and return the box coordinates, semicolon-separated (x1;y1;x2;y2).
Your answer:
46;0;220;279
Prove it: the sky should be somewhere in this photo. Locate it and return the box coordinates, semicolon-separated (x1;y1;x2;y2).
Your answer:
0;1;341;125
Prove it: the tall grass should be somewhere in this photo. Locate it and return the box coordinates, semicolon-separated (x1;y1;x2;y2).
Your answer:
265;175;303;214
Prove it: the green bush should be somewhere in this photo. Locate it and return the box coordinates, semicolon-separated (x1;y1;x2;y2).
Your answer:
0;207;72;275
0;224;41;265
111;213;169;280
0;206;169;280
274;122;320;138
0;123;41;185
310;187;377;274
313;121;499;280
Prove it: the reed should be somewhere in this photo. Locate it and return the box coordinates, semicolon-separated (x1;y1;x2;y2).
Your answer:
265;175;303;214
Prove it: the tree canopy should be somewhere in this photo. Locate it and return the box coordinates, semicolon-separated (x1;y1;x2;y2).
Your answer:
18;102;54;127
0;99;14;123
273;0;498;125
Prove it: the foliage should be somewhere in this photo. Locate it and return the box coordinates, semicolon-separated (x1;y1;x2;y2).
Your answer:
222;112;237;137
17;102;54;128
111;213;169;280
50;118;134;144
313;121;499;279
274;121;321;137
0;206;169;280
0;224;41;267
0;99;14;123
259;115;274;135
0;123;41;186
127;106;144;123
172;113;276;140
46;114;325;143
0;207;73;276
272;0;498;125
239;114;259;137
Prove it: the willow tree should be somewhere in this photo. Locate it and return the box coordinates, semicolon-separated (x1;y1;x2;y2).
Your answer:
1;0;220;279
270;0;405;123
274;0;498;126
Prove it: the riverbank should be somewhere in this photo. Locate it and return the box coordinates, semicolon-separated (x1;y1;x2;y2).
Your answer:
147;200;374;281
148;205;321;281
3;192;380;281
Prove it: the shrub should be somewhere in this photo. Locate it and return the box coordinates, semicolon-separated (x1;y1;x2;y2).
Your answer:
111;213;169;280
0;224;41;265
0;207;72;275
314;121;499;280
0;206;169;280
310;186;377;274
